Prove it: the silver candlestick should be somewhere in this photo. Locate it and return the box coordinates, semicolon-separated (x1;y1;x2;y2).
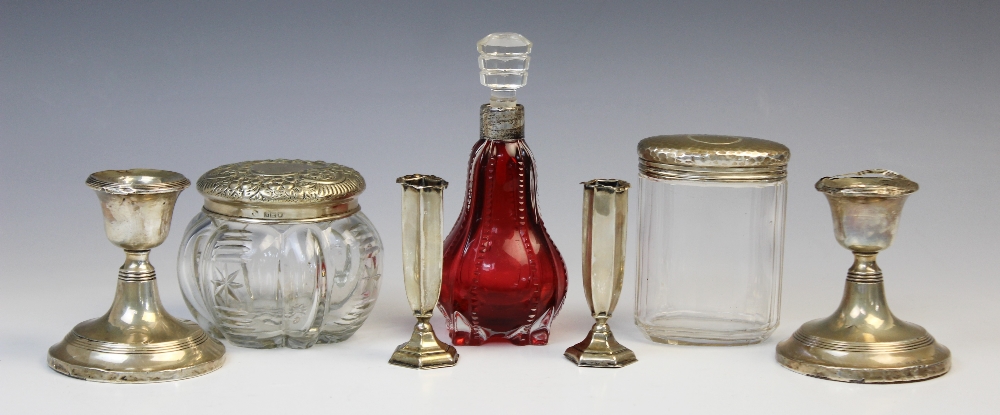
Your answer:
48;169;225;382
776;170;950;383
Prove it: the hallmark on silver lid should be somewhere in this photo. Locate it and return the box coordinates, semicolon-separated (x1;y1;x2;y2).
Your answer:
197;159;365;223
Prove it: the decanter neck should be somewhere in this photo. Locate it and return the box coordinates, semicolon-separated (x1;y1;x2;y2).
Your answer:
480;104;524;141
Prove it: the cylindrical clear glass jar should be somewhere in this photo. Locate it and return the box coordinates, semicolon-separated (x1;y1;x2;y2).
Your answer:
635;135;789;345
177;159;383;349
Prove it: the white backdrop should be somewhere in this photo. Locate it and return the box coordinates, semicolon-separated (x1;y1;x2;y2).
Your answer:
2;1;997;413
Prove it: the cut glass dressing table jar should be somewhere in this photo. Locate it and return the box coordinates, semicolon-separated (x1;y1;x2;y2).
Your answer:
635;135;789;345
177;159;383;349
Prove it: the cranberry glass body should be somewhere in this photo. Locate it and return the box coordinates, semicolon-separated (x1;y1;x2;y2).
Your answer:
439;104;567;346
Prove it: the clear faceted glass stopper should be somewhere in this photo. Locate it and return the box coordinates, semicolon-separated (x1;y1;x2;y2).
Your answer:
478;33;531;107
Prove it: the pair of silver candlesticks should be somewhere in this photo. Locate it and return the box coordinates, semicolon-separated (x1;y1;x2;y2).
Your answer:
387;176;636;369
49;168;948;383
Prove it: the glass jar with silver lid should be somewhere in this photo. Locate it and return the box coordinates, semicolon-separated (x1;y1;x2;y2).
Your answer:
635;135;789;345
177;159;383;349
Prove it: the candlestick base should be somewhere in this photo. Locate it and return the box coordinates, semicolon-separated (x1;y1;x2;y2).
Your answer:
776;280;950;383
47;314;225;383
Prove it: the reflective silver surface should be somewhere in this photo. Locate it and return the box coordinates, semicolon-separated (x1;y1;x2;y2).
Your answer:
48;169;225;383
196;159;365;223
776;170;950;383
638;135;789;182
388;174;458;369
565;179;637;368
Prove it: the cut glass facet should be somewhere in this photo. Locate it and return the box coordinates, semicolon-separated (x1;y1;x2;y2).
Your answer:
477;33;531;107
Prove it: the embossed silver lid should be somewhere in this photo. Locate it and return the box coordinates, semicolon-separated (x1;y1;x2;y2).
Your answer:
197;159;365;223
638;135;790;182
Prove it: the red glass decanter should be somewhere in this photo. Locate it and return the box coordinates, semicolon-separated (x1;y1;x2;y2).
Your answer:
439;33;568;346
